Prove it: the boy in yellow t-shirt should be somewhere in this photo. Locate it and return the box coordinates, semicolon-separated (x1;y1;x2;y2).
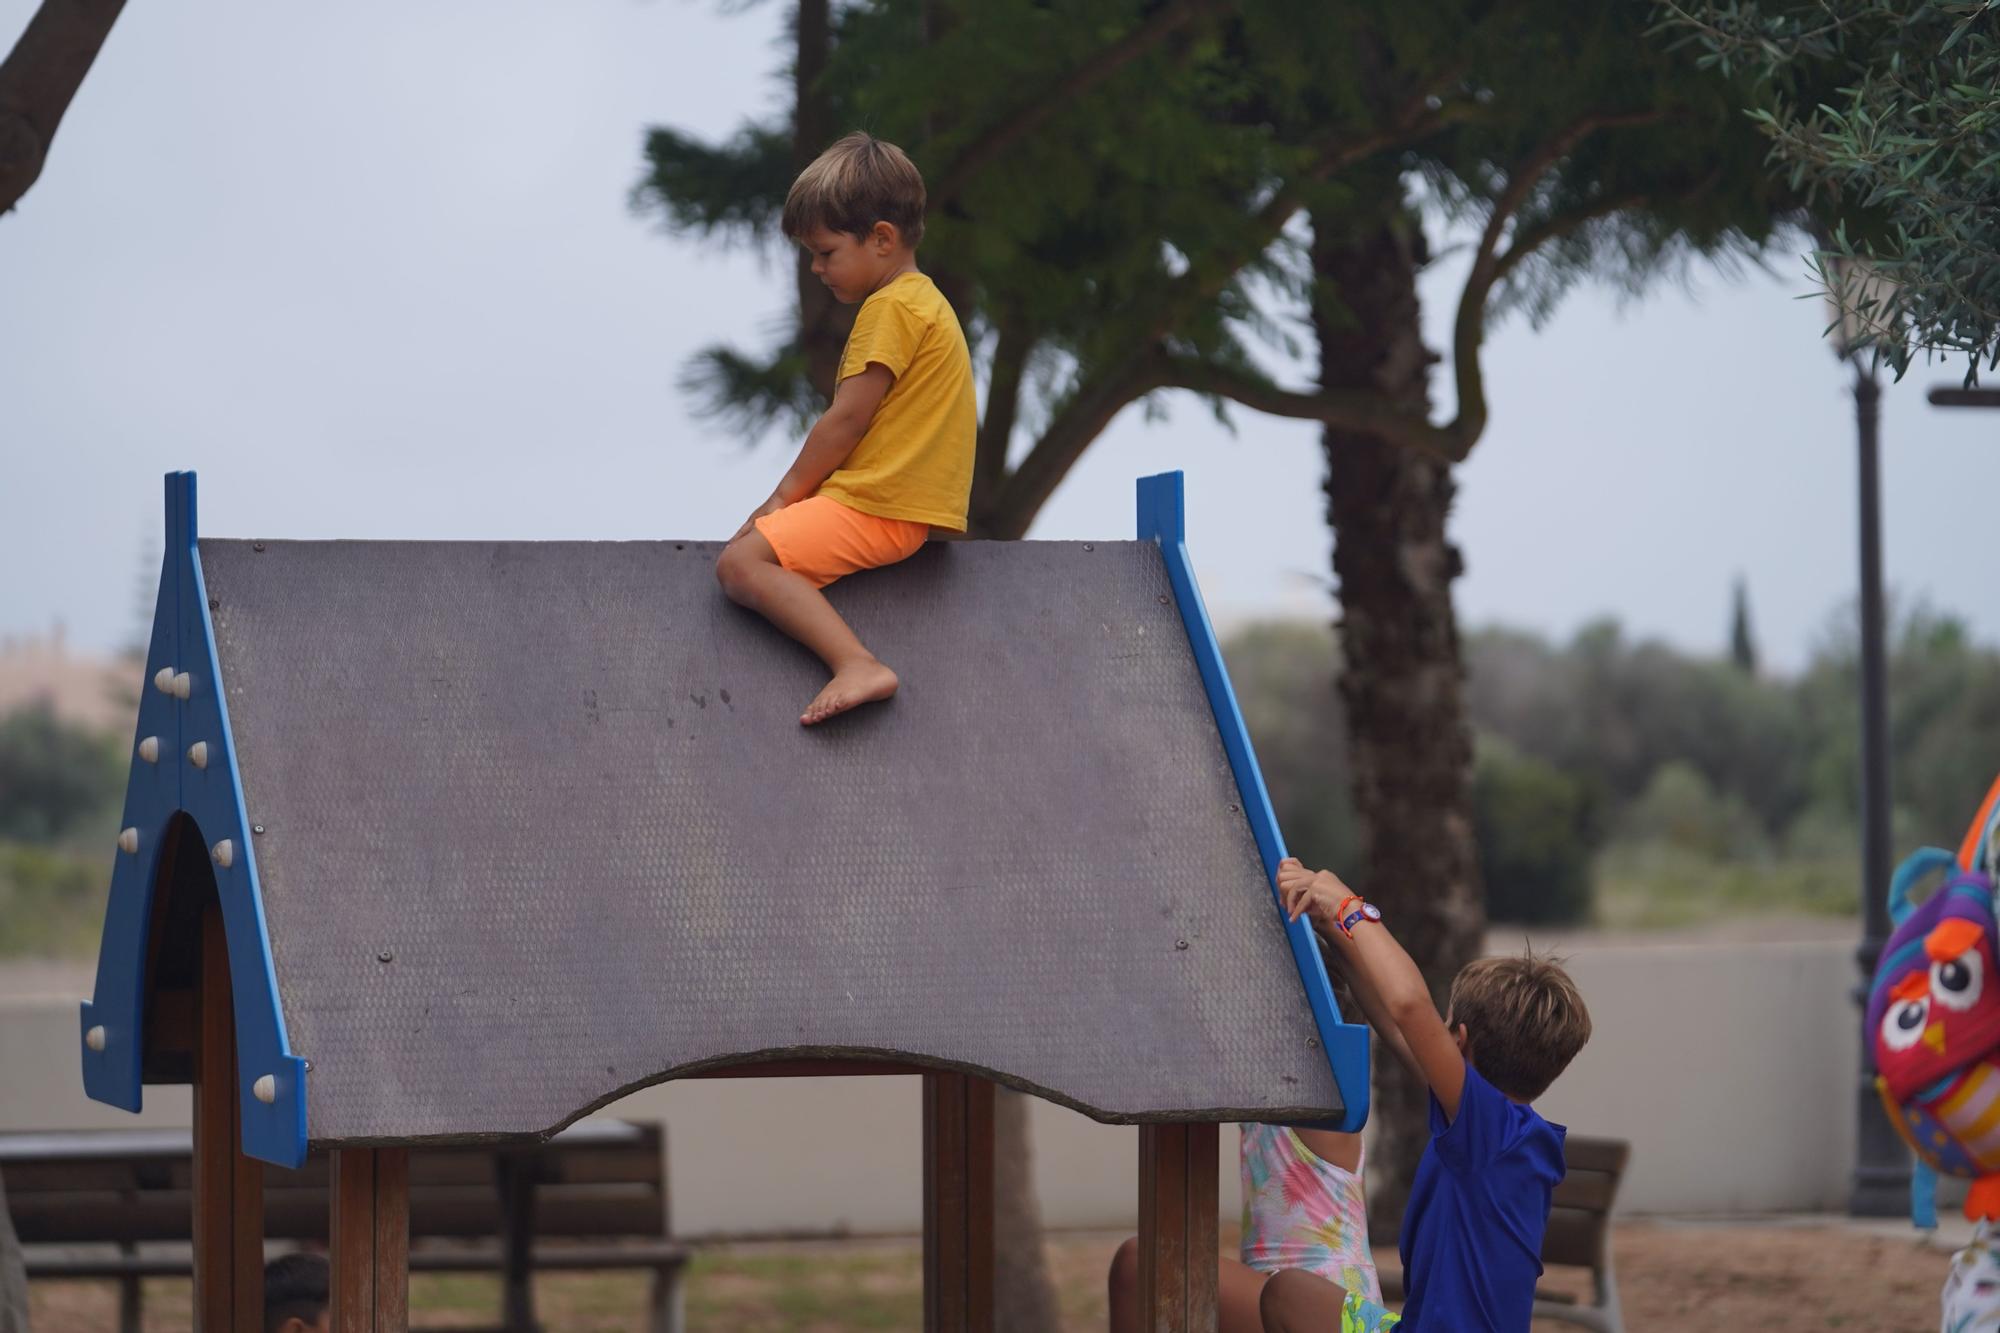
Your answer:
715;131;977;726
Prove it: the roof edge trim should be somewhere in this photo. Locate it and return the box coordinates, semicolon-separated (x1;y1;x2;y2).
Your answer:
1136;471;1370;1133
80;471;308;1168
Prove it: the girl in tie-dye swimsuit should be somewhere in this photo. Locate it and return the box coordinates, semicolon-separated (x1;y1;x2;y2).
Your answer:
1240;1125;1397;1332
1106;1122;1388;1333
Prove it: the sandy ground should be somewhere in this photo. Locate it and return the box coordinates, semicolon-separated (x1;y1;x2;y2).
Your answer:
1548;1215;1950;1332
22;1214;1967;1331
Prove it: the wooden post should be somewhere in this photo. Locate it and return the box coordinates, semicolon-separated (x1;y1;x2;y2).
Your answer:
329;1147;410;1332
497;1151;538;1332
922;1072;995;1333
1137;1122;1219;1333
192;905;264;1332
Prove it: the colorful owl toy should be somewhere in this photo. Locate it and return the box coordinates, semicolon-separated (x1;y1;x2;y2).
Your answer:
1869;773;2000;1222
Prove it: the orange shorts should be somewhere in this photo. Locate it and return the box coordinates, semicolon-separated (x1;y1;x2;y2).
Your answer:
753;494;929;589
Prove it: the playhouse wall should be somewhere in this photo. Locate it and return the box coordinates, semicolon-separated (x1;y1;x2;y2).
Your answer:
3;934;1861;1231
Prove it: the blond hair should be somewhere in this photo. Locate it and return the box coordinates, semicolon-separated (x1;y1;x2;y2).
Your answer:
1448;951;1591;1101
782;132;926;248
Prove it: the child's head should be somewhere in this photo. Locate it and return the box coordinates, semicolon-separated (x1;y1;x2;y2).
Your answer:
782;132;926;303
265;1251;330;1333
1446;951;1591;1102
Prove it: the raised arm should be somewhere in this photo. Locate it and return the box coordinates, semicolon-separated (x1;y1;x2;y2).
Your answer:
1325;947;1423;1087
1277;858;1467;1122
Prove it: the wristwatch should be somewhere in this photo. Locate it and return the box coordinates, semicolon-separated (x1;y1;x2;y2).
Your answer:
1338;900;1382;938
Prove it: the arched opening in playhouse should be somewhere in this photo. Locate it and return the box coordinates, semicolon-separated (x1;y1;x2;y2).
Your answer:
131;815;214;1081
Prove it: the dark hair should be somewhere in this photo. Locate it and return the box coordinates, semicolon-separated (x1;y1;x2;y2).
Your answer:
265;1251;329;1332
1448;951;1592;1101
781;131;927;247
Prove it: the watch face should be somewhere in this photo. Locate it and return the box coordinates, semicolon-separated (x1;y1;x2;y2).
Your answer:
1362;903;1382;921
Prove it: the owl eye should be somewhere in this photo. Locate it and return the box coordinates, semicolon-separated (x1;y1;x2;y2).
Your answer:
1934;949;1986;1012
1883;995;1931;1051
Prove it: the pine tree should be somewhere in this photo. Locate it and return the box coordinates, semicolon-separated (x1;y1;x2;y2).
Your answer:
634;0;1823;1247
1731;576;1760;676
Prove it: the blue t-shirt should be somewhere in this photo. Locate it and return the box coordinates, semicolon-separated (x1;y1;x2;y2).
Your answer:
1397;1063;1566;1332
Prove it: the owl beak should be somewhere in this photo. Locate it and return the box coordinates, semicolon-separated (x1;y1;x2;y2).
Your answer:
1924;1022;1949;1054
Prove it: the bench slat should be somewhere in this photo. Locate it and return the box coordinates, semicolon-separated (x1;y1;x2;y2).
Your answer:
12;1182;666;1245
412;1243;691;1273
0;1120;653;1166
1560;1138;1629;1176
1550;1168;1618;1214
25;1241;692;1282
3;1143;662;1198
1540;1206;1604;1270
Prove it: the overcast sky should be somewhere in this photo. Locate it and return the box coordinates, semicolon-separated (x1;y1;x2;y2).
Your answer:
2;0;1994;672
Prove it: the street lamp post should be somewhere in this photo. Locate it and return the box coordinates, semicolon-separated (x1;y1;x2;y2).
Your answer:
1830;260;1911;1217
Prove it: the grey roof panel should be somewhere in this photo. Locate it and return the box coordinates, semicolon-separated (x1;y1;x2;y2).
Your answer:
199;537;1340;1145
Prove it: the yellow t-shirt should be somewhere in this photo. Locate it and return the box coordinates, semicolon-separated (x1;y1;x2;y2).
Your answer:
818;271;977;531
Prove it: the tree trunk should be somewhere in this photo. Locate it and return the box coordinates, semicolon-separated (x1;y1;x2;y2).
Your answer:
926;0;1058;1316
0;0;128;216
988;1087;1061;1332
1311;206;1486;1236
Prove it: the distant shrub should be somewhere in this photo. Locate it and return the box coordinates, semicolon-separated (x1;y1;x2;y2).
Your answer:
1224;623;1360;873
1473;737;1598;926
0;840;107;959
1620;761;1770;862
0;704;124;844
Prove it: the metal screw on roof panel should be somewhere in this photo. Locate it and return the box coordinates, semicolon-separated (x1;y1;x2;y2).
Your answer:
208;599;219;611
377;951;394;963
252;825;266;835
85;1026;107;1053
117;828;139;855
1227;803;1239;813
253;1075;276;1104
303;1060;313;1072
138;737;160;764
1306;1036;1320;1048
252;542;266;552
1082;543;1094;552
1175;939;1189;951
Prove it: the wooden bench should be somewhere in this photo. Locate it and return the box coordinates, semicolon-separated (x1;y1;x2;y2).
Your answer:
1;1118;689;1333
1530;1136;1628;1332
1378;1134;1629;1333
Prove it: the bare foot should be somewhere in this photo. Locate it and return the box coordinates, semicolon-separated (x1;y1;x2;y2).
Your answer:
801;659;899;726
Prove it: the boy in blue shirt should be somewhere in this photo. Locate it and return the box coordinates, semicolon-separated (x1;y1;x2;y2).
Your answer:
1262;859;1592;1333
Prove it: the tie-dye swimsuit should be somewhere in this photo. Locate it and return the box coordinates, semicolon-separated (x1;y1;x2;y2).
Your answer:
1239;1123;1394;1330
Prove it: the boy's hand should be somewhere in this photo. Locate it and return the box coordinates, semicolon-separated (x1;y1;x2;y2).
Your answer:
1276;857;1354;929
1279;857;1468;1122
732;493;786;543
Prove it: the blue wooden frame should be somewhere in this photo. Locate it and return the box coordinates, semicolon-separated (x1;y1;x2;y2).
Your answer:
1138;471;1370;1131
80;472;309;1168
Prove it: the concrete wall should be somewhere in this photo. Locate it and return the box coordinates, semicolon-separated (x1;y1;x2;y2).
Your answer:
0;934;1862;1237
1531;935;1858;1216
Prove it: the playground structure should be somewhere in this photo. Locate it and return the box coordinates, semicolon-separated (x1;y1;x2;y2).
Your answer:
78;470;1369;1331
